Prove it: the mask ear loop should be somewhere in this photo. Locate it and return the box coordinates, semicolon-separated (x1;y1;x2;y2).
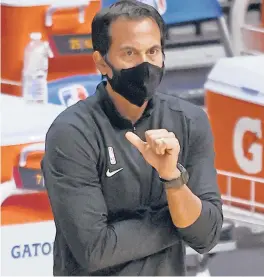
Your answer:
103;55;114;69
161;50;165;67
160;51;166;76
100;55;109;80
101;54;114;80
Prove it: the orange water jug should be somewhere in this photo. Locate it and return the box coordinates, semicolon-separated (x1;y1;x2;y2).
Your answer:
1;0;101;96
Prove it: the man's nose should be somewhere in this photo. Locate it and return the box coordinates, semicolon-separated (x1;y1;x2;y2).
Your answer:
137;53;148;64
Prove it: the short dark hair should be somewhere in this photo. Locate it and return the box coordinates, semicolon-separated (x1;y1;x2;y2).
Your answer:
91;0;166;56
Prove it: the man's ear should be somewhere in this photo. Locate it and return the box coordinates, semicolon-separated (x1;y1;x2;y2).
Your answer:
92;51;108;75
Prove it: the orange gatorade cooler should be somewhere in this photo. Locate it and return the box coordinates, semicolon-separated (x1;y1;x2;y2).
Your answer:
205;56;264;225
1;94;65;275
1;0;101;96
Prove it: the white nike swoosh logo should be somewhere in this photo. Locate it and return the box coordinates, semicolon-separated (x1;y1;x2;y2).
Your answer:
106;168;123;177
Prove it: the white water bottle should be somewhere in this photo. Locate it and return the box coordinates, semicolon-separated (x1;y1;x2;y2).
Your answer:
22;32;53;104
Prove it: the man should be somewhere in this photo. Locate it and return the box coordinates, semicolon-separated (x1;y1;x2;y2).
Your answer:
41;0;223;275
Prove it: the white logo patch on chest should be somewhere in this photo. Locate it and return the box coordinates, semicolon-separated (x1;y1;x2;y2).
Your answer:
108;147;117;165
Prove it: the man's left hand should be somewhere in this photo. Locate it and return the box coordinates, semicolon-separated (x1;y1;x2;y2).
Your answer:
125;129;180;180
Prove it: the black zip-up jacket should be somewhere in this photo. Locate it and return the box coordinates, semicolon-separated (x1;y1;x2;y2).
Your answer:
41;82;223;276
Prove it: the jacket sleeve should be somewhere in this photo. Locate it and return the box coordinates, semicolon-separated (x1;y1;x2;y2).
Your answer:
177;108;223;254
42;123;179;273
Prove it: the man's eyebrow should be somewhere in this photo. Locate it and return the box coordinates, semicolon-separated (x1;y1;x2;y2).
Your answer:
149;45;162;49
119;45;138;51
148;44;162;50
119;45;162;51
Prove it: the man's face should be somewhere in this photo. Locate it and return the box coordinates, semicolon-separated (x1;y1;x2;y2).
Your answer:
102;17;163;78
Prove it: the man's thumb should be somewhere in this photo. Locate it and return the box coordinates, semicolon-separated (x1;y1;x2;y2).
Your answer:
125;132;145;153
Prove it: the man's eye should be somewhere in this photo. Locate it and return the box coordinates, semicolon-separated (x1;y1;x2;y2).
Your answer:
126;50;134;56
149;49;159;55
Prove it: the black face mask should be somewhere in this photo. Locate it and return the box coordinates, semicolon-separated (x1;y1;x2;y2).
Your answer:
105;59;164;107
